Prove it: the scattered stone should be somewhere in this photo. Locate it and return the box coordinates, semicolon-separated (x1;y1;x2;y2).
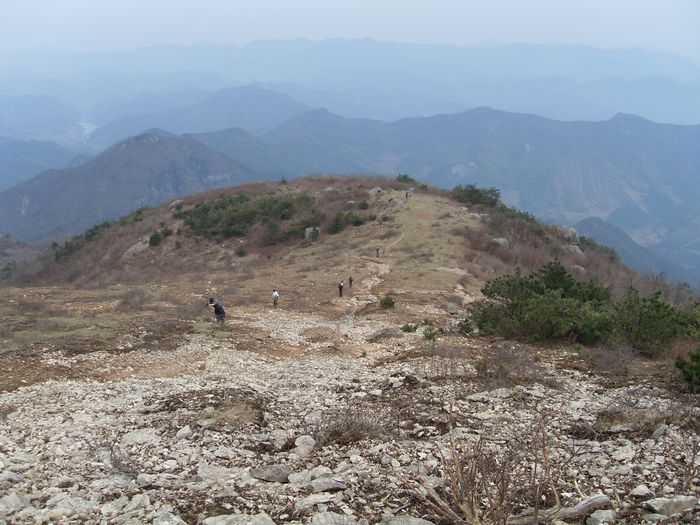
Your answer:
202;513;275;525
250;465;292;483
652;424;669;440
121;428;159;446
382;517;435;525
645;495;697;516
310;512;358;525
310;477;346;493
586;509;617;525
295;493;335;511
640;513;668;523
612;444;635;462
630;484;653;498
0;490;30;513
175;425;193;440
153;511;187;525
309;465;333;480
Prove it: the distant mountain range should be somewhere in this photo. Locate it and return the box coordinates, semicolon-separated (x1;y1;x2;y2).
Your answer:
0;131;254;240
2;105;700;283
0;95;85;145
2;40;700;150
87;86;309;148
0;136;77;191
575;217;700;285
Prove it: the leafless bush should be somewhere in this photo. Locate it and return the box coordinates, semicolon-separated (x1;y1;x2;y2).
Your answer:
412;435;535;525
115;289;151;312
313;403;398;446
671;433;700;491
474;344;553;388
423;345;473;379
587;344;636;375
15;299;52;315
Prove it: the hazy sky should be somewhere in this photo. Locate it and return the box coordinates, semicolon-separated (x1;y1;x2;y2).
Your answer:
1;0;699;62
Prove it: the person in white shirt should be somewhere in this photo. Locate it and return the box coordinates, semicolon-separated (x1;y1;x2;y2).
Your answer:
272;289;280;307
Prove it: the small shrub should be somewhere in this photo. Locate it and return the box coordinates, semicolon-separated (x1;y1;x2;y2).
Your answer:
676;348;700;393
116;289;150;311
458;319;474;335
329;211;346;234
149;232;162;246
452;184;500;206
236;246;247;257
346;212;365;226
401;323;418;332
380;295;395;308
424;326;439;341
359;200;369;210
161;226;173;237
174;240;182;249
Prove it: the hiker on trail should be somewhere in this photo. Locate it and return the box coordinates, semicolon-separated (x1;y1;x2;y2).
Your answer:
405;191;409;200
208;297;225;323
348;276;353;288
376;246;381;257
272;289;280;307
338;280;344;297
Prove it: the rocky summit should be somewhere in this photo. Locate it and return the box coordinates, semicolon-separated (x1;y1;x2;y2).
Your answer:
1;184;698;524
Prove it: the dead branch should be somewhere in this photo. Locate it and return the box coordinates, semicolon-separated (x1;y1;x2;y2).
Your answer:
506;494;611;525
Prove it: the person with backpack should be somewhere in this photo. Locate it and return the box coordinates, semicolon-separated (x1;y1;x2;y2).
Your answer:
338;280;344;297
348;276;353;288
208;297;226;323
272;289;280;307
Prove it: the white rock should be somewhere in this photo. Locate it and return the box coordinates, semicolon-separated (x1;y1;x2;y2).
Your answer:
630;484;653;498
153;511;187;525
311;512;358;525
309;465;333;480
612;444;635;462
383;517;435;525
121;428;159;446
202;513;275;525
175;425;193;441
645;495;697;516
0;490;30;513
295;493;335;511
586;509;617;525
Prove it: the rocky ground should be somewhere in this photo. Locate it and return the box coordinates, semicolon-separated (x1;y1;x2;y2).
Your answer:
1;299;699;524
1;190;698;524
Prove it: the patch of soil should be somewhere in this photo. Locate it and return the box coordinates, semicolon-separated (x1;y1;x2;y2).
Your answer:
144;387;266;427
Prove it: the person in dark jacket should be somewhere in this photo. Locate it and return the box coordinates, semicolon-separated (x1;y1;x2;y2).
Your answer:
208;297;225;323
338;281;344;297
348;276;353;288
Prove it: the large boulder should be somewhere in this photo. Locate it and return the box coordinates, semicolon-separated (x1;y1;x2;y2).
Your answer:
489;237;510;249
305;227;320;241
551;224;581;243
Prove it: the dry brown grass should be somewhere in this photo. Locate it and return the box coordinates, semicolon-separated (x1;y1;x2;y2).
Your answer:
313;402;399;446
